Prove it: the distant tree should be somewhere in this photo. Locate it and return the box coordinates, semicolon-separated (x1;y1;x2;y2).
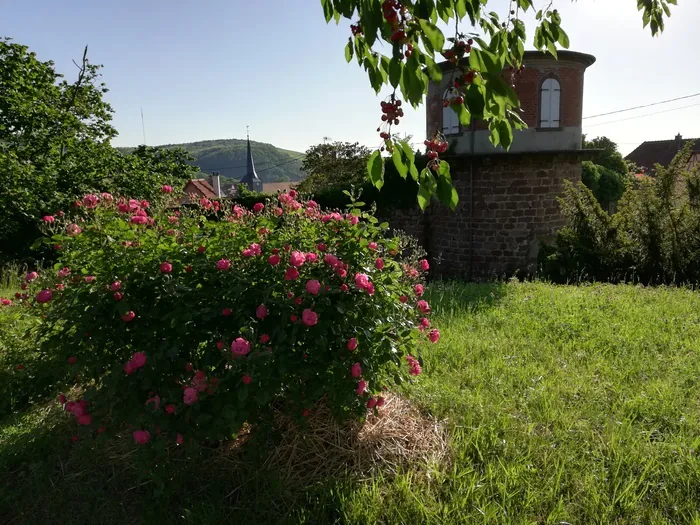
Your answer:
582;135;629;175
297;141;371;194
0;38;196;262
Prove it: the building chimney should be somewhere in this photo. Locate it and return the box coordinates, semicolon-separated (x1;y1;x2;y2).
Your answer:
212;172;222;198
676;133;683;149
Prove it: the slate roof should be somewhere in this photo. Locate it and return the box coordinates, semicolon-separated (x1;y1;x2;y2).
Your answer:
625;136;700;171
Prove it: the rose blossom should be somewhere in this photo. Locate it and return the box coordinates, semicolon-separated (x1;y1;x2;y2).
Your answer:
160;262;173;273
82;194;99;209
347;338;358;351
414;284;424;297
256;304;268;319
253;202;264;213
133;430;151;445
66;223;82;236
375;258;385;270
290;251;306;267
351;363;362;378
216;259;231;271
42;215;55;223
305;279;321;295
121;311;136;322
302;308;318;327
36;289;52;303
417;300;430;314
356;380;367;395
25;271;38;282
429;329;440;343
231;337;251;357
420;259;430;271
183;387;198;405
268;254;281;266
284;267;300;281
161;184;173;193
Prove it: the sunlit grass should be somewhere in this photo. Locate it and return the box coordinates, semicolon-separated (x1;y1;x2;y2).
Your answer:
3;281;700;524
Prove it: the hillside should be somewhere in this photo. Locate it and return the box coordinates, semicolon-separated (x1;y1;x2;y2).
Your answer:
118;139;306;183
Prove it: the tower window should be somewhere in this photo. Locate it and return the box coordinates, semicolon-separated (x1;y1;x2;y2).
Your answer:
442;91;460;135
539;78;561;128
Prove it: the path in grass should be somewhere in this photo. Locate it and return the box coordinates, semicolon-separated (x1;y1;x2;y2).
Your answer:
3;282;700;524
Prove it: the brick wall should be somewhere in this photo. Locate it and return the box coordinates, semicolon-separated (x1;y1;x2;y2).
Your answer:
384;153;582;279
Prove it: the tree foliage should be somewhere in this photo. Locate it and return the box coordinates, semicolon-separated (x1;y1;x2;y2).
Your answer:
322;0;677;209
297;141;371;194
542;141;700;284
0;39;198;263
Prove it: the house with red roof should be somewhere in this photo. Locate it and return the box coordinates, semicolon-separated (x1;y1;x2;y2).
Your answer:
625;134;700;173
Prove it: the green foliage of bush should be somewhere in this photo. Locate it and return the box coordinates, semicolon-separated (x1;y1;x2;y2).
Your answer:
542;142;700;284
17;189;437;453
581;161;627;209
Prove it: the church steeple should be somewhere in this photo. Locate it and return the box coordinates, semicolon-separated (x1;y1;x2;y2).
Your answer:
240;128;263;193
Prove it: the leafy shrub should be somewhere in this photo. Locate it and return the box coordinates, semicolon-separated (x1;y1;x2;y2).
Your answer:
542;142;700;284
581;160;627;209
18;190;438;449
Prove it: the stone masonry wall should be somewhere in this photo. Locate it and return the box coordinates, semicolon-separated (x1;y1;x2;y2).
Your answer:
384;153;582;279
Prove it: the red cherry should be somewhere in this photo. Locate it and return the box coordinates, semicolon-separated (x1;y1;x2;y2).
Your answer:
455;96;464;105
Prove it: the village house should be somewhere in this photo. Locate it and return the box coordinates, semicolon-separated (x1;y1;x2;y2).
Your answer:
625;134;700;173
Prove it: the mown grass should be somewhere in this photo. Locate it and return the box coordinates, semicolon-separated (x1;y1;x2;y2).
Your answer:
3;281;700;524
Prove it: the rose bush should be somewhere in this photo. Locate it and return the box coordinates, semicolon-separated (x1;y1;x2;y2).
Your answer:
22;189;438;448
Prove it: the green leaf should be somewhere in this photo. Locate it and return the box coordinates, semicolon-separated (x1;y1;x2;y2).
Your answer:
418;20;445;54
454;102;471;126
238;385;249;403
557;27;570;49
496;119;514;149
367;150;385;190
436;163;459;210
409;163;420;182
389;57;402;88
423;55;442;83
455;0;467;19
417;169;437;210
321;0;333;23
392;146;408;179
400;141;415;165
465;84;485;118
344;40;353;63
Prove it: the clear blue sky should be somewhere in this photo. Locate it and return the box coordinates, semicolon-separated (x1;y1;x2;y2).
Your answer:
2;0;699;155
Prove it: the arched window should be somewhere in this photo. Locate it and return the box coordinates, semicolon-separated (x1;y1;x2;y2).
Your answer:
442;90;460;135
539;78;561;128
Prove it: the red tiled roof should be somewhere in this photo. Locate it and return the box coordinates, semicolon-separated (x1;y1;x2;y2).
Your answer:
184;179;217;199
262;181;297;194
625;138;700;172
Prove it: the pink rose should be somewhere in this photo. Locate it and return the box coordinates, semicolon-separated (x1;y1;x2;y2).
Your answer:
366;398;377;409
375;258;385;270
260;333;270;343
417;300;430;313
140;200;150;209
222;308;232;317
183;387;198;405
68;356;77;365
347;214;359;225
400;295;408;303
101;192;113;203
290;251;306;267
354;273;370;290
76;414;92;426
42;215;55;223
420;317;430;328
305;252;318;263
82;194;99;209
110;281;121;291
160;262;173;273
340;284;349;292
165;404;176;414
368;242;378;251
356;380;367;395
66;223;82;236
289;190;297;198
25;271;38;282
274;207;283;216
36;289;52;303
176;433;184;445
161;184;173;193
113;292;123;301
376;396;386;407
290;314;298;323
133;430;151;445
84;276;96;283
131;352;147;369
347;338;358;351
302;308;318;327
216;259;231;271
231;337;251;357
351;362;362;378
121;311;136;323
242;374;252;385
256;304;268;319
124;361;134;375
305;279;321;295
324;254;338;266
197;245;206;254
130;215;148;225
414;284;424;297
317;243;327;252
284;267;300;281
429;329;440;343
58;394;67;404
420;259;430;271
268;254;281;266
200;198;213;210
57;267;71;278
253;202;264;213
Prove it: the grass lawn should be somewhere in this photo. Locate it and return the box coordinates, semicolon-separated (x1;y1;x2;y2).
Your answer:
3;281;700;524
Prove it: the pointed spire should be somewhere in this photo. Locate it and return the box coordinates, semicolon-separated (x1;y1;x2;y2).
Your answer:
240;128;262;192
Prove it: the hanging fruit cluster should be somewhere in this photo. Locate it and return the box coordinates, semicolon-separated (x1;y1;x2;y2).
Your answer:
440;37;479;110
424;136;448;170
376;97;404;149
350;23;363;36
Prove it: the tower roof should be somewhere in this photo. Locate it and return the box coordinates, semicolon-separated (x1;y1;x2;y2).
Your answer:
240;134;262;185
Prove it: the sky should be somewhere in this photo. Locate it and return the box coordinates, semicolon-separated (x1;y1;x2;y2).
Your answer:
2;0;699;156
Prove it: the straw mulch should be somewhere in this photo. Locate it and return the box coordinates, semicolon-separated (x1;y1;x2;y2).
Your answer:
215;393;449;486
